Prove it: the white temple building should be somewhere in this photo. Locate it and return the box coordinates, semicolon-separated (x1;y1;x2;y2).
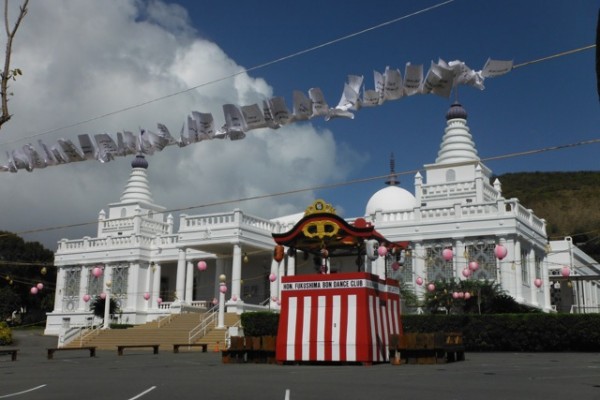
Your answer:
44;103;600;335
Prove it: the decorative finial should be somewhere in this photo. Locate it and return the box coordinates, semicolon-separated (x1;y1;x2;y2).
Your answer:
385;153;399;186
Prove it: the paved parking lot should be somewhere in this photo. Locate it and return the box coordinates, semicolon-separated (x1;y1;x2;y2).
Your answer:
2;329;600;400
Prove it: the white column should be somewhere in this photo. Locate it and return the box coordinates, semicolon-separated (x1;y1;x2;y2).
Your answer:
270;258;279;307
78;266;89;311
54;268;65;312
231;244;242;302
185;261;194;303
530;249;538;306
127;262;138;311
214;258;225;300
454;239;465;280
499;238;513;293
286;248;296;276
152;263;161;309
176;248;186;302
102;266;113;329
413;242;425;298
514;240;523;302
277;257;285;302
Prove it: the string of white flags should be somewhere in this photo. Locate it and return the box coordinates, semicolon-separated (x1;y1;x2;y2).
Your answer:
0;57;513;173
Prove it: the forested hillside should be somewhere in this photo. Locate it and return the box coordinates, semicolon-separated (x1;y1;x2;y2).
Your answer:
497;171;600;262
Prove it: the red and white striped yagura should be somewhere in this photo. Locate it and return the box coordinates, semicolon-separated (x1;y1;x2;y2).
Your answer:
276;272;402;364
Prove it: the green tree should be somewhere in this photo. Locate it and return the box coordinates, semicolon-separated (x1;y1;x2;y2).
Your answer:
89;296;119;322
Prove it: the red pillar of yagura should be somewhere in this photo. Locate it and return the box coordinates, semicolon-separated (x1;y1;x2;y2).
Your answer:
276;272;402;364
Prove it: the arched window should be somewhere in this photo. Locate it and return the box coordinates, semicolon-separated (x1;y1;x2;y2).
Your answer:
120;208;126;218
446;169;456;182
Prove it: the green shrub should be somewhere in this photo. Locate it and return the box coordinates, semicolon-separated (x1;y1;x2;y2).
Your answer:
240;311;279;336
402;314;600;351
0;321;12;345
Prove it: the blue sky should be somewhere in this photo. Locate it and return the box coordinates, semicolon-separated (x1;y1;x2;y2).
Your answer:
0;0;598;249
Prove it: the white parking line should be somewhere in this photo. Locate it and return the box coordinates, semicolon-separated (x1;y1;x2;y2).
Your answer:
128;386;157;400
0;384;47;398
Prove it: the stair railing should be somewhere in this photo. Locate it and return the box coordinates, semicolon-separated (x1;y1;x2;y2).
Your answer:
79;324;102;347
188;305;218;344
157;313;173;328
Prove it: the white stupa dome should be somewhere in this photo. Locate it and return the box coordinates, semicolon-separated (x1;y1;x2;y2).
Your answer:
365;185;417;215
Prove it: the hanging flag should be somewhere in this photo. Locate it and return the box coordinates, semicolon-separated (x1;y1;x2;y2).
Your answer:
157;123;178;145
94;133;119;162
187;115;199;143
262;99;280;129
38;139;57;166
222;104;246;140
291;91;312;121
403;63;423;96
481;58;513;77
448;60;484;90
49;144;69;164
241;104;268;130
374;70;385;104
191;111;216;140
11;148;32;171
383;67;403;100
122;131;138;154
269;97;291;126
431;60;455;98
23;144;47;170
308;88;329;116
58;139;85;162
77;134;96;160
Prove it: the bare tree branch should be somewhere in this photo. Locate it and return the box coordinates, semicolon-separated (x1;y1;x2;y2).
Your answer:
0;0;28;130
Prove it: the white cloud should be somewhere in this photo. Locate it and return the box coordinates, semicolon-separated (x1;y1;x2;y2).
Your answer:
0;0;366;249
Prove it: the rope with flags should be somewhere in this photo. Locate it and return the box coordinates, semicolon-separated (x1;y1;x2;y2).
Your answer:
0;57;513;173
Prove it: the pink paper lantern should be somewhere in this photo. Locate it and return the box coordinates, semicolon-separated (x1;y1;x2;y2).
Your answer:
83;294;91;302
494;244;508;260
458;292;465;299
462;268;471;277
269;273;277;282
276;300;281;306
452;292;459;299
232;295;238;302
391;262;400;271
30;287;38;295
468;261;479;271
197;260;207;271
271;296;278;302
377;246;388;257
100;292;106;300
219;285;228;294
534;278;543;288
92;267;103;278
427;283;435;292
143;292;150;300
157;297;163;305
36;283;44;290
442;248;453;261
415;277;424;286
464;292;471;300
561;266;571;277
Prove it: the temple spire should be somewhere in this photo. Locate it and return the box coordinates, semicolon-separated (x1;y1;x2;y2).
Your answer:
385;153;399;186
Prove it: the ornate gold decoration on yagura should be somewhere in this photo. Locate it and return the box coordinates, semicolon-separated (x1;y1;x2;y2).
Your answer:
304;199;336;216
302;220;340;239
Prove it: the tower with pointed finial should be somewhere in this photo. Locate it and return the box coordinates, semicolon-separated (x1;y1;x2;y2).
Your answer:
419;102;500;208
97;154;169;238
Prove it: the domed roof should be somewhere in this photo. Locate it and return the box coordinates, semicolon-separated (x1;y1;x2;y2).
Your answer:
446;102;467;120
365;185;417;215
131;154;148;169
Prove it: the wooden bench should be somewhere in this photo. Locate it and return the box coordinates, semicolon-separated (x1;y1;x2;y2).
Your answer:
117;344;159;356
47;347;96;360
173;343;208;353
0;349;19;361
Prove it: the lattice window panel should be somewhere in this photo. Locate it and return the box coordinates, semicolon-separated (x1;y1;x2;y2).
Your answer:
87;268;104;296
111;265;129;304
425;243;453;282
62;267;81;312
387;250;413;284
521;249;530;285
465;240;497;280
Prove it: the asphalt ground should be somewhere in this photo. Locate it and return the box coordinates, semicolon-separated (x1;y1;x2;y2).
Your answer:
1;329;600;400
